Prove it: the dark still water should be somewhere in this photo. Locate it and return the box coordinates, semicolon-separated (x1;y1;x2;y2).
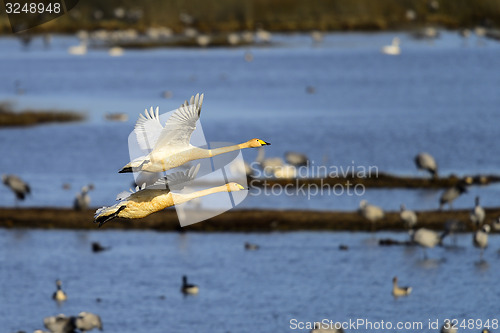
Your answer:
1;229;499;332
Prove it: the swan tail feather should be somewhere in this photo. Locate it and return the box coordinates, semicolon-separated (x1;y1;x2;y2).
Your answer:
94;205;126;227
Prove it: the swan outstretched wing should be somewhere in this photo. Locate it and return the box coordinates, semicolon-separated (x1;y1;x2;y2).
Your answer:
134;106;164;151
150;164;200;191
115;183;147;201
153;93;204;150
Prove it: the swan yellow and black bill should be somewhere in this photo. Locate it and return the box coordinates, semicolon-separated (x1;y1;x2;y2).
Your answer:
258;139;271;145
237;184;245;190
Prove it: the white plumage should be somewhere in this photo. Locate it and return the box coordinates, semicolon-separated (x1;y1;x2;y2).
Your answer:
358;200;384;225
119;93;270;173
470;196;485;227
415;152;438;178
381;37;401;55
473;224;490;259
400;204;417;229
74;312;103;332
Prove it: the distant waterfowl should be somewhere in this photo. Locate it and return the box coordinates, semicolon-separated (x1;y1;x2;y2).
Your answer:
244;242;259;250
244;51;254;62
227;33;240;45
285;151;309;167
414;152;438;178
181;275;199;295
310;30;323;43
428;0;439;11
444;219;465;245
43;314;75;333
400;204;417;229
184;27;198;38
475;26;487;37
411;27;440;40
196;34;211;47
162;90;173;99
256;28;272;43
473;224;490;259
119;93;270;173
273;164;297;179
306;86;316;94
91;242;110;253
492;217;500;231
18;32;32;48
441;320;457;333
405;9;417;21
256;148;298;178
108;46;124;57
74;186;91;211
459;29;471;38
470;196;485;227
105;113;128;122
14;80;25;95
358;200;384;230
95;165;247;226
310;322;344;333
256;147;284;174
381;37;400;55
439;180;469;210
74;312;103;332
2;174;30;203
392;276;412;297
52;280;67;302
410;228;447;258
68;41;87;55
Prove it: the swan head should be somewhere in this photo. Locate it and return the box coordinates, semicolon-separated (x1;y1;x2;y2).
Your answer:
226;182;246;192
359;200;368;208
248;138;271;148
482;224;491;233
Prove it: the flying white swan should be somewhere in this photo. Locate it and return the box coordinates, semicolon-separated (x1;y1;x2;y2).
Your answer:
95;164;246;226
119;93;270;173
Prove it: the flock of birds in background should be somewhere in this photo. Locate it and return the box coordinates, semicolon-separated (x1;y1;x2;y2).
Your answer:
359;152;496;262
13;262;201;332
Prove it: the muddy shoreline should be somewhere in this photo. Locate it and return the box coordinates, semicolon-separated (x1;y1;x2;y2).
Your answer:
1;207;499;232
248;173;500;189
0;103;85;127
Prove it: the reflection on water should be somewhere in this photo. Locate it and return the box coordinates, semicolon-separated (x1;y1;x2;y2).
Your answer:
1;229;499;332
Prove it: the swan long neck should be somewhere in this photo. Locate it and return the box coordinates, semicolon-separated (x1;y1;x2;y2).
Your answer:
256;147;265;163
203;143;247;158
175;185;230;205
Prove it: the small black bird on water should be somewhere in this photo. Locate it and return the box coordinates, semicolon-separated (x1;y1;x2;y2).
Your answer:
181;275;199;295
92;242;110;253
